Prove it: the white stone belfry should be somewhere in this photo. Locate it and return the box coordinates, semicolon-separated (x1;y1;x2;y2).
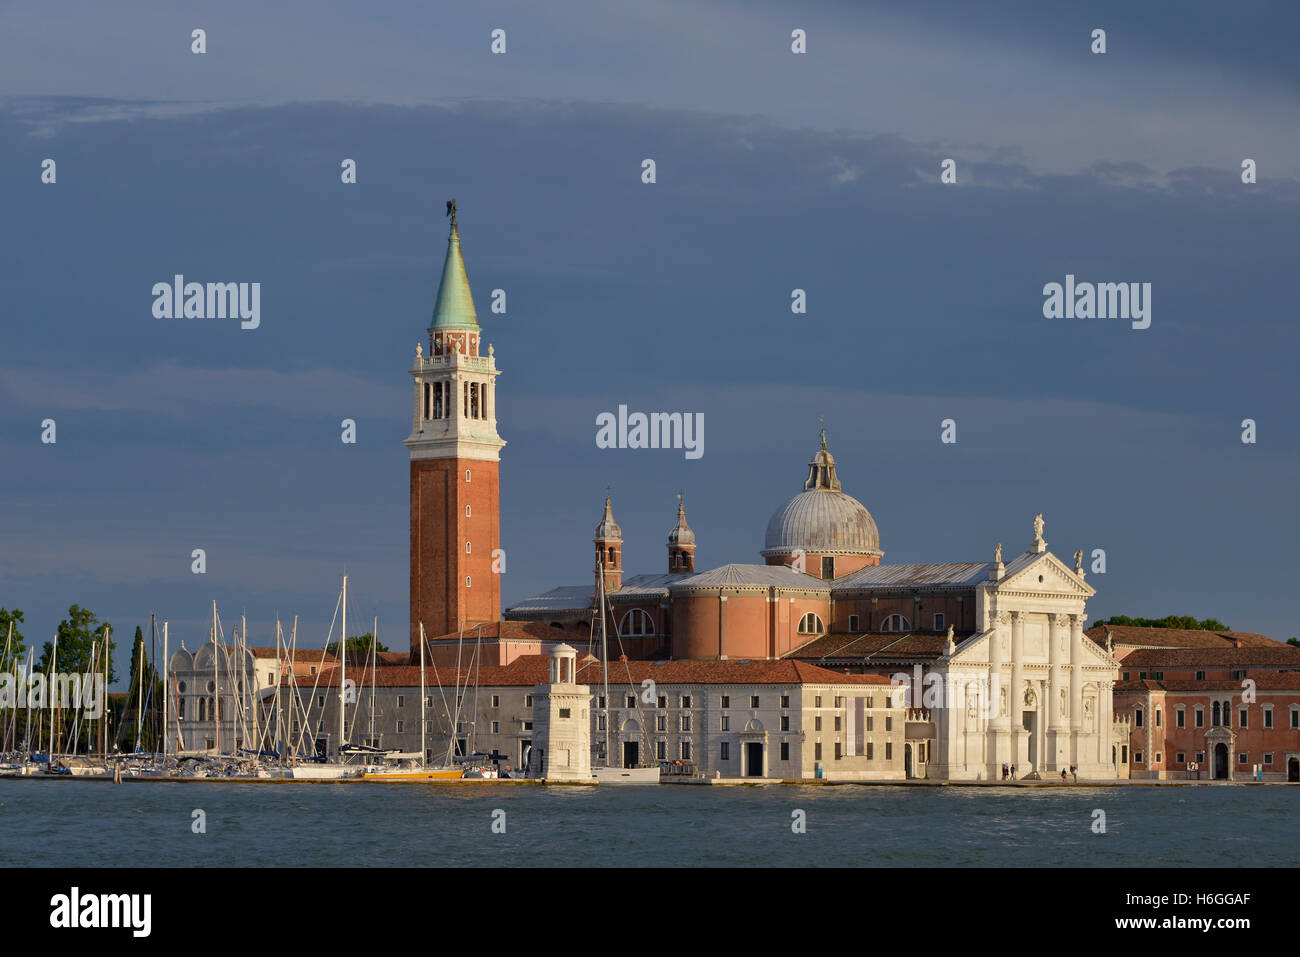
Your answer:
529;643;592;781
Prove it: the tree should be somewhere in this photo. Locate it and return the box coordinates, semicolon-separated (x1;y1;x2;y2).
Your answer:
0;607;25;664
1090;615;1230;632
326;633;389;655
38;605;117;683
1287;638;1299;648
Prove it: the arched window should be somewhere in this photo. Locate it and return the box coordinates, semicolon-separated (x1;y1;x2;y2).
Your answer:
1212;701;1220;726
465;505;471;517
619;609;655;636
880;614;911;633
198;698;206;722
465;541;472;554
798;613;825;635
607;547;616;565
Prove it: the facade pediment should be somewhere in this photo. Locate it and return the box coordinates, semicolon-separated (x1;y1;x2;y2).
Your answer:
996;551;1094;598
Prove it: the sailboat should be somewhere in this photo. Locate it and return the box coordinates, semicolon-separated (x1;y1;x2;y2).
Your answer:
360;622;463;781
591;553;659;785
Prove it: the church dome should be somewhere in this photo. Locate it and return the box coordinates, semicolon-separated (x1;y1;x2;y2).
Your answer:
761;433;883;558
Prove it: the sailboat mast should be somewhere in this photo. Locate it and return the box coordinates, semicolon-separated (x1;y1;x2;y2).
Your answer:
212;600;220;754
598;554;611;766
162;621;169;757
419;623;427;766
339;574;347;754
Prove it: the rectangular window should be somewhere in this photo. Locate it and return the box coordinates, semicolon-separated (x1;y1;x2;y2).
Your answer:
1135;710;1143;728
780;742;790;761
780;694;789;708
1195;708;1204;728
657;695;666;709
814;742;822;761
848;615;859;632
523;721;532;731
750;695;759;708
720;742;730;760
597;714;606;731
885;716;893;732
834;742;842;760
1239;709;1248;728
885;742;893;761
1264;709;1273;729
491;695;500;708
1238;752;1248;765
1195;751;1204;764
834;696;842;708
525;695;533;707
626;695;635;708
656;740;667;761
867;742;874;760
491;721;500;733
721;715;730;731
681;741;691;761
822;556;834;579
1292;710;1299;730
720;695;730;708
1155;710;1162;727
680;715;691;732
397;695;405;708
1196;670;1206;681
834;716;841;731
814;695;822;708
933;613;944;631
680;695;691;708
1134;750;1143;764
814;716;821;731
866;715;873;732
1152;672;1164;680
1154;752;1162;764
1176;709;1185;729
1176;752;1185;764
395;721;404;733
780;715;789;731
1264;752;1274;765
656;715;667;732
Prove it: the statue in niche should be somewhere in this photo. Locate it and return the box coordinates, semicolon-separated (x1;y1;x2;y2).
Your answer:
1024;686;1036;706
1060;688;1068;718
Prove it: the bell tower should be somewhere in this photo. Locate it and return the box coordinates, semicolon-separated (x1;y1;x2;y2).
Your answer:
406;201;505;655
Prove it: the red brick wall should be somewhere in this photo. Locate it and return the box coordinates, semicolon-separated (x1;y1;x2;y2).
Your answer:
410;457;500;654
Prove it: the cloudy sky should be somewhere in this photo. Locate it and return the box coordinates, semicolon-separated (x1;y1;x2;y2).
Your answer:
2;1;1297;679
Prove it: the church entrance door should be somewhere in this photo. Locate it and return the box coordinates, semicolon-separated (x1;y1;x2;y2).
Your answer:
623;741;639;768
1214;743;1229;780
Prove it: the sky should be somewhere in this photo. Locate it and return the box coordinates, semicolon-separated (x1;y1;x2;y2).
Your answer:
1;1;1298;682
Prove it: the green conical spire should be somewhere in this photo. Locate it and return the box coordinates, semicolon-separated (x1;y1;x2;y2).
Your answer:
429;200;479;332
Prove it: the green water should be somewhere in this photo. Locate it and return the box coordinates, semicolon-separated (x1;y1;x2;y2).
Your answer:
1;780;1294;867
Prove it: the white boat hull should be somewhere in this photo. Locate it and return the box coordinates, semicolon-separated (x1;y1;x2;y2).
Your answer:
592;766;660;785
290;765;359;780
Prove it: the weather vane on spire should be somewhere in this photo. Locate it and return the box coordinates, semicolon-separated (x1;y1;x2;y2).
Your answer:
446;198;457;229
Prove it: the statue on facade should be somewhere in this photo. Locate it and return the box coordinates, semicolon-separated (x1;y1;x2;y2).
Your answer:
1033;513;1045;541
1073;549;1083;574
994;543;1002;563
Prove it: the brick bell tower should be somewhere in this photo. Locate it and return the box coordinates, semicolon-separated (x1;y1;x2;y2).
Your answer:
406;201;505;656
